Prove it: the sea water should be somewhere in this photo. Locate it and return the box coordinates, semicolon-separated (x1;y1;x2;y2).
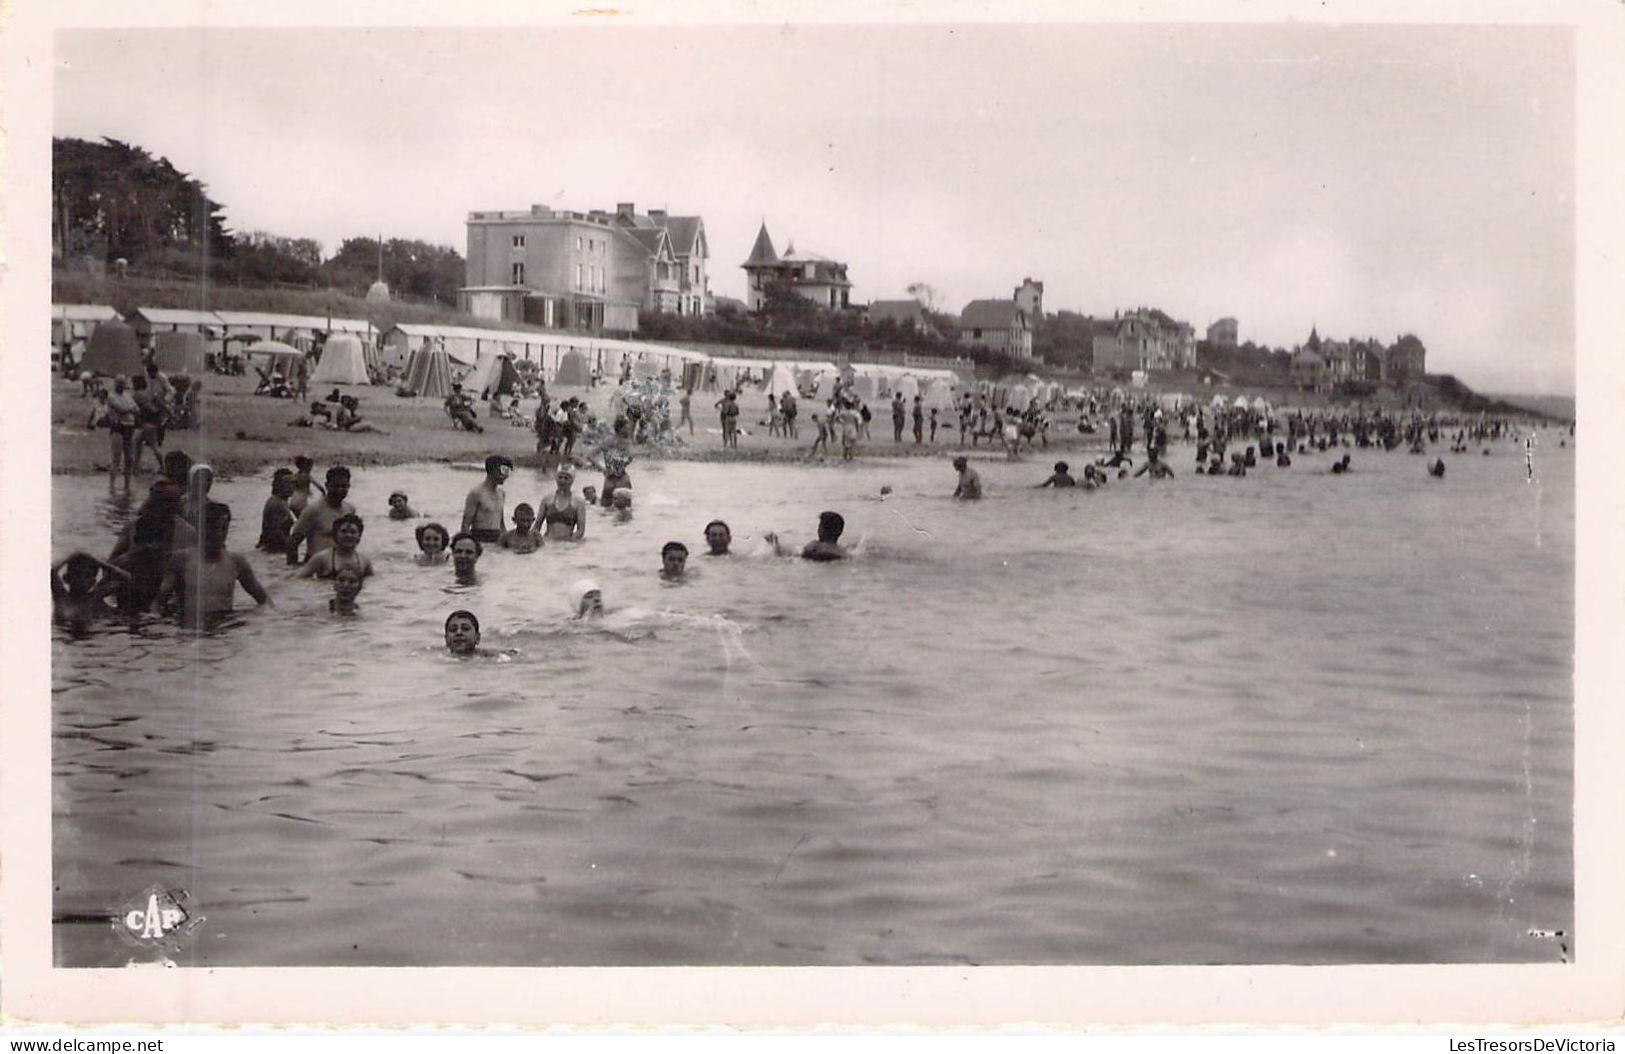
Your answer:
49;436;1574;965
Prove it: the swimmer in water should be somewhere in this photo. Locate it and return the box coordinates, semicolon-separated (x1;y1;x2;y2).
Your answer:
51;551;129;623
570;578;605;619
952;457;983;500
1133;449;1175;480
387;491;417;520
297;513;374;579
538;465;587;542
416;522;451;565
330;566;364;615
1276;448;1292;467
461;455;511;545
582;485;599;508
1036;461;1077;488
661;541;689;580
611;489;634;524
153;501;272;625
766;510;849;561
287;465;355;566
703;519;732;556
1429;458;1446;477
449;531;483;584
502;504;541;553
445;609;486;656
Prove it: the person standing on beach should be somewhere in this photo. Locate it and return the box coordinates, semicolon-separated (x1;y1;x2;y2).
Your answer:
780;390;798;439
461;455;511;546
912;395;925;444
929;407;940;444
892;394;906;443
287;466;355;565
836;402;861;461
767;392;782;438
677;388;694;435
104;376;139;487
859;401;872;439
715;390;740;449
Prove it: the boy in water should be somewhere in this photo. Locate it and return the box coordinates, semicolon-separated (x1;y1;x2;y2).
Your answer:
661;541;689;580
296;513;374;579
611;489;634;524
330;567;364;616
449;532;483;584
952;456;983;500
258;469;295;554
502;504;541;553
766;511;849;561
154;502;272;625
388;491;417;520
703;519;732;556
445;609;486;656
415;522;451;565
1133;449;1175;480
51;552;129;622
1036;461;1077;488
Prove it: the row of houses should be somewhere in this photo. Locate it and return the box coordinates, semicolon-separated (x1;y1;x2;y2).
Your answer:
1289;328;1426;387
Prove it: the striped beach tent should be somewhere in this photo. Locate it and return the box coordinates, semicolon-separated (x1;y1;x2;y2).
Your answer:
403;344;453;399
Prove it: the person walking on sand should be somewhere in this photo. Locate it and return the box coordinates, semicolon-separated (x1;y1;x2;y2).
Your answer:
677;388;694;436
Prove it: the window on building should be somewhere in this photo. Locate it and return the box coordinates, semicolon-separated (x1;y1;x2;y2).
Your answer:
512;234;525;248
576;264;583;289
805;263;815;280
576;236;583;252
512;262;525;285
973;328;983;339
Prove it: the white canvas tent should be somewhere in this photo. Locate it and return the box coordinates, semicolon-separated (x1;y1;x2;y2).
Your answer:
310;334;372;385
81;321;143;377
766;363;798;395
554;349;590;387
403;345;453;399
466;349;521;399
814;372;838;402
922;378;956;413
895;375;919;401
1234;395;1250;409
1005;383;1032;413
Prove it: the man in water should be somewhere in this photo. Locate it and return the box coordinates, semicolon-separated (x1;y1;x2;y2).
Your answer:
1133;449;1175;480
259;469;296;554
703;519;732;556
461;455;511;545
1036;461;1077;488
952;456;983;500
287;465;355;566
502;504;541;553
445;609;486;656
661;541;689;580
766;510;849;561
449;532;483;584
154;502;272;625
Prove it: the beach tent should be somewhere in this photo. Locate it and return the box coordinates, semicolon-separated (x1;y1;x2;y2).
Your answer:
245;343;306;385
80;321;143;377
814;372;838;402
922;378;957;413
1211;394;1229;409
554;349;590;387
465;349;520;399
310;334;372;385
766;363;798;396
1234;395;1250;409
895;375;919;401
1005;383;1031;413
1251;396;1270;412
153;331;206;375
403;345;453;399
852;373;879;403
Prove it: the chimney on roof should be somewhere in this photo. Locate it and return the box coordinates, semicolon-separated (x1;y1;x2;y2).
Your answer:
649;209;667;224
616;202;635;220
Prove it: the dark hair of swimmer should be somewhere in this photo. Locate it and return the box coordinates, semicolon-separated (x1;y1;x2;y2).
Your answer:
662;541;689;558
952;456;968;469
325;465;351;483
445;609;480;633
485;455;513;476
450;531;484;556
332;512;365;537
704;519;730;535
416;522;450;549
1054;462;1068;473
817;511;845;541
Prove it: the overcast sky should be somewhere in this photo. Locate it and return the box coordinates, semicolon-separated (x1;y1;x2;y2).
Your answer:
53;20;1575;394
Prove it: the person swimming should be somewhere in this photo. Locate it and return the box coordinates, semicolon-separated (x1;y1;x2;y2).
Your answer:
766;510;849;561
297;512;375;579
1429;458;1446;477
330;566;364;615
952;457;983;500
416;522;451;565
1037;461;1077;488
703;519;732;556
661;541;689;580
569;578;605;619
445;609;485;656
502;504;541;553
388;491;417;520
538;465;587;542
449;531;483;584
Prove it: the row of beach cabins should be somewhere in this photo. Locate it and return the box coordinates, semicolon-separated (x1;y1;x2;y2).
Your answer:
53;303;1097;413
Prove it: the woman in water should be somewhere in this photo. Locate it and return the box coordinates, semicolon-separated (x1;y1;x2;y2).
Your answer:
415;522;451;565
537;465;587;542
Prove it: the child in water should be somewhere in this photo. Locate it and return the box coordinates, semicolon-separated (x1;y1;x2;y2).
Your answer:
611;489;634;524
1036;461;1077;488
570;579;605;619
51;551;129;622
330;567;364;615
661;541;689;580
388;491;417;520
445;609;486;656
415;522;451;565
502;504;541;553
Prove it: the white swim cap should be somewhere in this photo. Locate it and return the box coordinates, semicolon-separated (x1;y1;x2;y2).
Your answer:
568;577;601;615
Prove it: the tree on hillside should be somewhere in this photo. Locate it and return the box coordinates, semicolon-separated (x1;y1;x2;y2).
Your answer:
756;278;820;323
322;236;465;304
1032;310;1094;370
52;137;232;263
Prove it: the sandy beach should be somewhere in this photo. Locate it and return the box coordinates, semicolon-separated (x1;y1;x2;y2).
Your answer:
50;368;1108;478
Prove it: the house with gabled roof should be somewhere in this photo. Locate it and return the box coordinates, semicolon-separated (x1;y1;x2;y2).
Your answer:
865;299;930;334
740;222;852;311
959;299;1033;358
593;203;710;317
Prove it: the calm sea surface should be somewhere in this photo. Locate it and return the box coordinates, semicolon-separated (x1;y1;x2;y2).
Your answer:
51;434;1574;965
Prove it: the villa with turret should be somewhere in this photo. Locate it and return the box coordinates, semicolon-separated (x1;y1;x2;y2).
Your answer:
740;222;852;311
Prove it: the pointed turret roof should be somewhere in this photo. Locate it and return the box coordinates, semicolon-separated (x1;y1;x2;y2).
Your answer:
1306;325;1321;350
743;222;778;267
